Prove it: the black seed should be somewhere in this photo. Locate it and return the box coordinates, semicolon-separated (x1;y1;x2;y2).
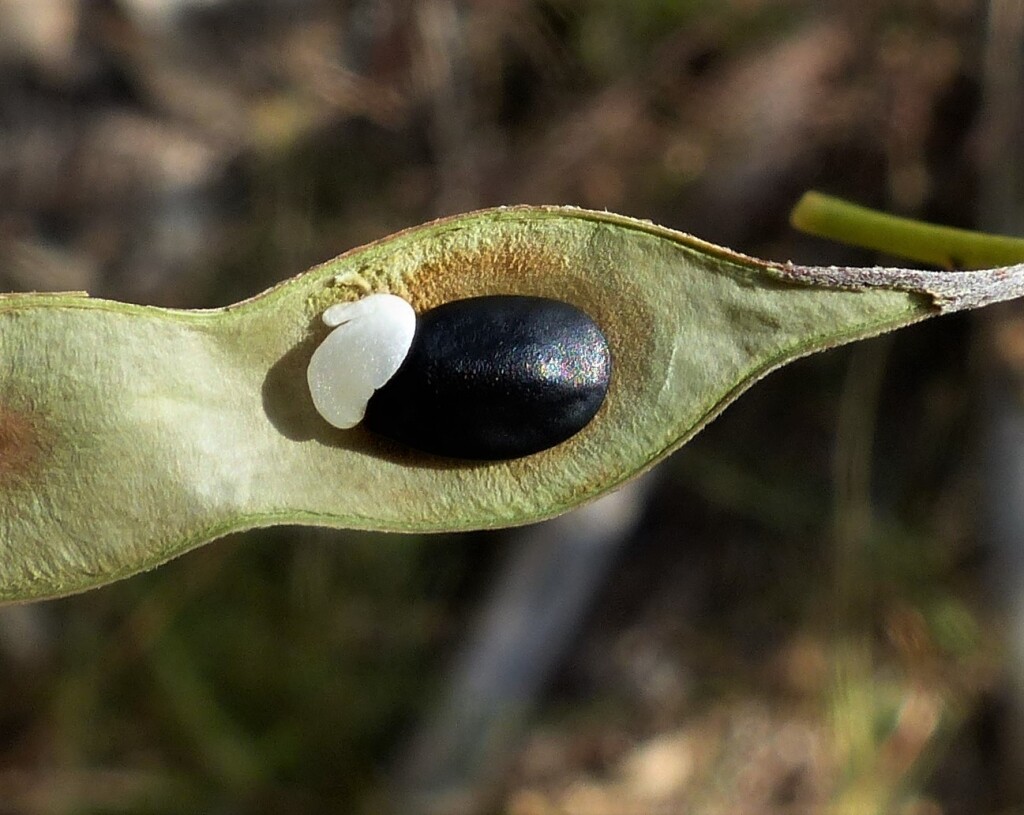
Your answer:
364;295;611;460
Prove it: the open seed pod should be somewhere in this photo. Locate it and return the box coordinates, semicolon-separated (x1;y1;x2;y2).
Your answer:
3;206;1023;602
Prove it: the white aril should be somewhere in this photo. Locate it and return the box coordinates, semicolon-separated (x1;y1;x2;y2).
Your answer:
306;293;416;429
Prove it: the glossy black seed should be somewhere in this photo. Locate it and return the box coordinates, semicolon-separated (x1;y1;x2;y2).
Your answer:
364;295;611;460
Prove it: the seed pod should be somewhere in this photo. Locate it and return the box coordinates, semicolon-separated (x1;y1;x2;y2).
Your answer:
8;203;1021;603
363;295;612;460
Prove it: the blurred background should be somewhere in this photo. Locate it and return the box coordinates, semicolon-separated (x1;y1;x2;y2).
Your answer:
1;0;1023;812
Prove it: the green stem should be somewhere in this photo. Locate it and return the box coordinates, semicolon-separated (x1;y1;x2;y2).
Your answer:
790;191;1024;269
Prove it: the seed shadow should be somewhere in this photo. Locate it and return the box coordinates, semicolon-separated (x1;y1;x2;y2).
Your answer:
262;328;344;443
